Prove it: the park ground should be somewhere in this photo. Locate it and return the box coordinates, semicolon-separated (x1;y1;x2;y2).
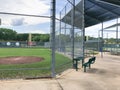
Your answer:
0;53;120;90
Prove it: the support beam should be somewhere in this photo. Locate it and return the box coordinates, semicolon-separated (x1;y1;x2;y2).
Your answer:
89;0;120;16
71;0;75;66
96;0;120;8
64;6;67;54
82;0;85;66
59;12;62;52
101;22;104;58
116;18;119;54
116;18;119;44
51;0;56;78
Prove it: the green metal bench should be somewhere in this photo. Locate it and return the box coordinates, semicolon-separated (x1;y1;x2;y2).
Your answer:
73;56;84;71
83;56;96;72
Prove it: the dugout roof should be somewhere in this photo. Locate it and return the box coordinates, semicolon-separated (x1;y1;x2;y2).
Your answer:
105;23;120;29
61;0;120;28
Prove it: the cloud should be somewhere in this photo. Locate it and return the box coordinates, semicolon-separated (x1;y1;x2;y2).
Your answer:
0;0;50;26
11;18;25;26
0;0;50;15
4;22;50;34
24;17;50;25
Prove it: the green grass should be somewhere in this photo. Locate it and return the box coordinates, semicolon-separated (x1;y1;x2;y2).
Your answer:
0;48;72;79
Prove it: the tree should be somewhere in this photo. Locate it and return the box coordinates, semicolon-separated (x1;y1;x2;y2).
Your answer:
0;28;50;42
16;34;28;41
0;28;17;41
39;34;49;42
32;34;49;42
32;35;40;41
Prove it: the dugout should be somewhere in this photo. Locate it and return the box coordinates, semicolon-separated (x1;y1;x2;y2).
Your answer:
57;0;120;61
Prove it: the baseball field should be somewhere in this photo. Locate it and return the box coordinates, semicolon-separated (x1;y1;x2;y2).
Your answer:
0;48;72;79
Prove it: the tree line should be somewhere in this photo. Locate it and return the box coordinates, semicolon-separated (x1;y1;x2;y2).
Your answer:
0;28;119;44
0;28;50;42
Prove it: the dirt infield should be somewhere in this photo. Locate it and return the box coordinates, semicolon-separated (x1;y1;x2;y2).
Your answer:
0;56;44;64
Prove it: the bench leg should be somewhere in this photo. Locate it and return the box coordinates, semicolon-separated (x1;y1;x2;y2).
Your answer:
76;60;78;71
84;66;86;72
82;60;84;68
89;64;91;69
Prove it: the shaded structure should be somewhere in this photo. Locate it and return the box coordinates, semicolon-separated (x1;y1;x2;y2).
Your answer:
62;0;120;28
56;0;120;71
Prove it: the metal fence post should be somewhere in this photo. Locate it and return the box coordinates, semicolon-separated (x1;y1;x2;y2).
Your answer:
101;22;104;58
59;12;62;52
71;0;75;66
51;0;56;78
82;0;85;65
116;18;119;55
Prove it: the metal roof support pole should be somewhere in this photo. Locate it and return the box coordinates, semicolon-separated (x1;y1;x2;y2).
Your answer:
96;0;120;8
98;30;100;53
116;18;119;43
51;0;56;78
64;6;67;54
59;12;62;52
82;0;85;66
71;0;75;66
116;18;119;54
106;33;108;51
101;22;104;58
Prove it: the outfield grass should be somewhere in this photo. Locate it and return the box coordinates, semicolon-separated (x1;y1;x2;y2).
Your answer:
0;48;72;79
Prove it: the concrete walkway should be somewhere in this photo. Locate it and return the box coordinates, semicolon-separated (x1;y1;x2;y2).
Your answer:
0;53;120;90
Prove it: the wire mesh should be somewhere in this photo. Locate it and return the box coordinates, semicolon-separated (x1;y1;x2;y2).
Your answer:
55;0;84;74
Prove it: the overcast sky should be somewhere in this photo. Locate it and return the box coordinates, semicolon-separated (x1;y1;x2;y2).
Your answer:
0;0;66;34
85;18;120;38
